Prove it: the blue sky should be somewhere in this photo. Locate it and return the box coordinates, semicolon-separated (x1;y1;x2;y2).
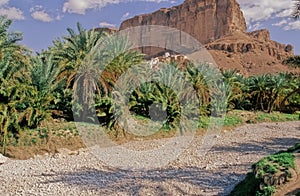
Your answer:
1;0;300;54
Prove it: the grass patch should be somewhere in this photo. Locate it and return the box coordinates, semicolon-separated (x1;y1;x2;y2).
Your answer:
254;153;295;179
254;112;298;123
231;143;299;196
224;115;243;127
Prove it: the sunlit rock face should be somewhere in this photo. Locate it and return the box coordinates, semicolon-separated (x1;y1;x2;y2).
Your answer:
118;0;296;75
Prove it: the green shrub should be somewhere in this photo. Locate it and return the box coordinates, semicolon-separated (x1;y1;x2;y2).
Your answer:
231;151;296;196
224;115;243;127
230;172;260;196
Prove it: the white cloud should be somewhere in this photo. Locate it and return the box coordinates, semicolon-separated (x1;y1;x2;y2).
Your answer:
284;20;300;30
63;0;120;14
63;0;169;15
237;0;300;31
30;5;54;22
121;12;130;20
99;22;116;28
56;14;63;20
0;0;24;20
248;22;262;31
31;11;53;22
237;0;293;24
272;19;288;27
276;9;293;18
0;0;9;6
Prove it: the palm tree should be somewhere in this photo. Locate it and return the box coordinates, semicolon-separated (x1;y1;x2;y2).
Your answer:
0;16;31;154
267;73;292;113
248;74;272;111
21;54;66;124
221;69;244;110
58;24;145;123
293;0;300;19
0;16;23;58
186;63;212;115
280;74;300;112
45;23;108;120
49;22;107;88
30;54;64;96
283;55;300;68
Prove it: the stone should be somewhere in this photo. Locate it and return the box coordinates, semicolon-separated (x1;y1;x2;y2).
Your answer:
0;153;8;165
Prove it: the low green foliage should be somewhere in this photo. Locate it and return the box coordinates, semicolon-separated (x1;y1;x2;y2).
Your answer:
230;172;260;196
254;112;298;123
231;147;297;196
287;143;300;153
257;186;276;196
223;115;243;127
198;116;209;128
283;55;300;68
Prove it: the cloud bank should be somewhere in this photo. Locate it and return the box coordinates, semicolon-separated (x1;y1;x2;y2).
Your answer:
99;21;116;28
62;0;169;14
0;0;24;20
238;0;300;30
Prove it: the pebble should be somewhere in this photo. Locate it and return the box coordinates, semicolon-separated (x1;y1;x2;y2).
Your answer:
0;121;299;195
0;153;8;164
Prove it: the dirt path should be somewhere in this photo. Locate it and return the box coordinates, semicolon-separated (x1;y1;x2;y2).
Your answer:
0;121;299;195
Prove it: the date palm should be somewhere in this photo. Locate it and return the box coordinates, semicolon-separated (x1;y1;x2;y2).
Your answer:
67;26;144;123
0;16;23;58
267;73;292;113
280;74;300;112
221;69;244;110
49;22;107;88
186;63;212;115
293;0;300;19
0;16;30;154
248;74;272;111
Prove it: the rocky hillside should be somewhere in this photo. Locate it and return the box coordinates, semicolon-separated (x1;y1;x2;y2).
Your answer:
206;29;294;75
118;0;297;75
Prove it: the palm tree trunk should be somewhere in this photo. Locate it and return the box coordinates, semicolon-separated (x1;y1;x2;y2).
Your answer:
280;88;300;111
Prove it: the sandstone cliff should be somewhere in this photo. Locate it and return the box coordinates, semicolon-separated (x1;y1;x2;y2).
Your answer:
206;29;294;75
94;27;118;34
118;0;296;75
120;0;247;44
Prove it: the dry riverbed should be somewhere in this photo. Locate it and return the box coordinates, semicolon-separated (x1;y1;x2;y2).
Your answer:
0;121;299;195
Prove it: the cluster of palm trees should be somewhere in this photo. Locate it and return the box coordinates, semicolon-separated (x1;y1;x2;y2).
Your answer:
0;16;145;153
222;70;299;113
0;13;299;154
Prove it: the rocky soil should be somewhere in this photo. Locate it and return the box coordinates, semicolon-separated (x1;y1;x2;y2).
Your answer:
0;121;299;195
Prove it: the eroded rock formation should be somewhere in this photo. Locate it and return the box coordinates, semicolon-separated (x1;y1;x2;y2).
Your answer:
120;0;246;44
118;0;296;75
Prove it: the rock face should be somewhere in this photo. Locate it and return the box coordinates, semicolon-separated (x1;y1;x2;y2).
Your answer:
118;0;296;75
206;30;294;75
94;27;118;35
120;0;247;45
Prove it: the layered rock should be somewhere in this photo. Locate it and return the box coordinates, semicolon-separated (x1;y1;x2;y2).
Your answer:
94;27;118;35
206;30;294;75
120;0;247;44
117;0;296;75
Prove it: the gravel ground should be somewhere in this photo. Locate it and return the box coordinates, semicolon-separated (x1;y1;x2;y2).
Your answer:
0;121;299;195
